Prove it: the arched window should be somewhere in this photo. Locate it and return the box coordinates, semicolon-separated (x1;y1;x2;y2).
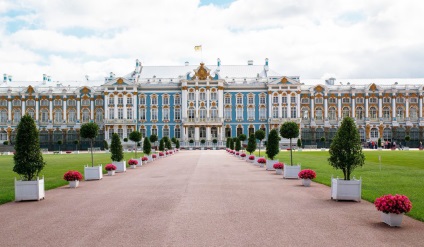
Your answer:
356;107;363;120
383;128;392;141
54;109;62;123
410;107;418;120
199;107;207;121
27;99;35;106
342;107;350;118
210;107;218;120
225;126;231;138
369;107;377;120
358;128;365;142
237;126;243;136
370;128;379;139
316;128;324;141
282;106;287;118
410;128;419;140
302;107;309;120
188;126;195;138
383;107;390;120
40;109;49;123
0;110;7;123
27;109;35;119
188;107;195;120
396;107;404;120
174;126;180;139
329;107;336;120
272;106;278;118
82;109;90;123
211;127;218;138
315;108;323;120
200;126;206;138
95;109;103;122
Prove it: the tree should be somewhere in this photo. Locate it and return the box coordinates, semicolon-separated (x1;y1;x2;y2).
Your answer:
13;115;45;181
143;137;152;155
235;138;241;151
74;140;80;151
255;129;265;157
159;139;165;151
229;138;234;150
405;135;410;147
280;122;299;166
266;129;280;160
212;139;218;145
149;134;158;147
171;137;177;144
57;140;62;151
226;138;231;148
123;137;128;142
297;138;302;148
238;134;247;150
103;140;108;150
166;138;172;150
320;137;326;148
246;134;257;154
377;138;382;148
328;117;365;180
175;140;180;149
80;122;99;167
129;131;142;158
110;133;124;162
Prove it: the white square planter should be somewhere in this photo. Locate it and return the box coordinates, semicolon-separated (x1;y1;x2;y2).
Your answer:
331;177;361;202
146;155;153;162
266;160;278;171
15;177;45;201
113;161;126;173
135;158;143;167
284;165;301;179
254;156;262;165
381;212;404;227
84;165;103;180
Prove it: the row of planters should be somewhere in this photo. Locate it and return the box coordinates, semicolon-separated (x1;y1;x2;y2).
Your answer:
12;116;178;201
227;118;413;227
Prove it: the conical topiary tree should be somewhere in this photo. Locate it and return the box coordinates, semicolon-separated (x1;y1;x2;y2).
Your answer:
175;140;180;149
103;140;108;150
328;117;365;180
280;122;299;166
13;115;46;181
266;129;280;160
229;138;234;150
150;134;158;147
57;140;62;151
246;133;257;154
74;140;80;151
166;138;172;150
255;129;265;157
226;138;231;148
110;133;124;162
80;122;99;167
143;137;151;155
159;139;165;151
297;138;302;149
235;138;241;151
129;130;142;158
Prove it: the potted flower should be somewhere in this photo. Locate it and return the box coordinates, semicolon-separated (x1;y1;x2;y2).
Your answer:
257;157;266;168
63;170;83;188
240;153;246;160
129;131;142;165
81;122;102;180
265;129;280;171
200;139;206;150
110;133;126;173
273;162;284;175
329;117;365;202
248;155;255;163
128;159;138;169
159;152;164;157
105;164;117;176
235;152;239;156
13;115;46;201
298;169;316;187
280;122;300;178
141;156;148;166
152;154;157;160
374;194;412;227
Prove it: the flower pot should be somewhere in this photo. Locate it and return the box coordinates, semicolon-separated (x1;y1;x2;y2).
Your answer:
69;180;79;188
331;177;361;202
130;164;136;169
84;165;103;180
107;170;115;176
302;178;311;187
381;212;404;227
15;176;45;201
112;161;126;173
136;158;143;167
266;160;278;171
276;169;283;175
283;165;301;179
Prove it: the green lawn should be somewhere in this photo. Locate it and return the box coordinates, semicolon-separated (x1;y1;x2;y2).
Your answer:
258;150;424;222
0;152;142;204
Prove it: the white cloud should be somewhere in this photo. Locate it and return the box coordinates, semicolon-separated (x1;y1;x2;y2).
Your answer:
1;0;424;81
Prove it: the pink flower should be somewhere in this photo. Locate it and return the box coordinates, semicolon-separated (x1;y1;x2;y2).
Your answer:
374;194;412;214
142;157;148;161
63;170;83;181
257;158;266;164
249;155;255;160
273;162;284;169
298;169;316;179
240;153;246;157
128;159;138;165
105;164;117;171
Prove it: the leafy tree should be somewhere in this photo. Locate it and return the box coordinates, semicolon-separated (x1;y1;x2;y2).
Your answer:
143;137;152;155
13;115;45;181
212;139;218;144
171;137;177;144
280;122;299;166
149;134;158;146
246;134;257;154
238;134;247;142
405;135;410;147
297;138;302;148
229;138;234;150
175;140;180;149
74;140;80;151
57;140;62;151
235;138;241;151
226;138;231;148
200;139;206;145
80;122;99;167
123;138;128;142
159;139;165;151
129;131;142;158
320;137;326;148
328;117;365;180
266;129;280;160
102;140;108;150
110;133;124;162
255;129;265;157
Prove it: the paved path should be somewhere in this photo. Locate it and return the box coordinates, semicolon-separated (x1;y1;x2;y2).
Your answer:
1;151;423;247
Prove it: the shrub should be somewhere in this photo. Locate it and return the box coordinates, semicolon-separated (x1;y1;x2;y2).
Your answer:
128;159;138;165
235;152;239;155
166;138;172;150
374;194;412;214
297;138;302;148
105;164;117;171
257;157;266;164
200;139;206;144
212;139;218;144
176;140;180;149
110;133;124;162
143;137;152;155
238;134;247;142
273;162;284;169
13;115;45;181
123;138;128;142
266;129;280;160
159;139;165;151
249;155;255;160
189;139;194;144
235;138;241;151
80;122;99;167
229;138;234;150
63;170;83;181
280;121;299;166
3;141;9;145
149;134;158;144
298;169;316;179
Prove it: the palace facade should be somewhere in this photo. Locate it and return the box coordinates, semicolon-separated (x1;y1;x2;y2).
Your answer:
1;58;424;150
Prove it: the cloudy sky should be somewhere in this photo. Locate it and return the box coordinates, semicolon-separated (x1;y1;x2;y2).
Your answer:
1;0;424;81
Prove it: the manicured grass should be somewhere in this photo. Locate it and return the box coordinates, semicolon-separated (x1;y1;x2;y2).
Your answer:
260;150;424;222
0;152;142;204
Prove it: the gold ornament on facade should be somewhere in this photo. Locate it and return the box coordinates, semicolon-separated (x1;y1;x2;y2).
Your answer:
191;63;212;80
281;77;288;84
369;83;377;92
315;85;323;92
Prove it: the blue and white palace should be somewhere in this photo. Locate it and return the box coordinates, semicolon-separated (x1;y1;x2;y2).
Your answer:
1;58;424;150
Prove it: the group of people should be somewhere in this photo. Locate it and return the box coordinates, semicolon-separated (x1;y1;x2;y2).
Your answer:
367;140;423;150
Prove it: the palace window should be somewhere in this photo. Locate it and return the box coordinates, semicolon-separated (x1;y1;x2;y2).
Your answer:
281;96;287;104
282;106;287;118
82;109;90;122
188;107;195;120
210;91;217;101
248;108;255;120
302;108;309;119
188;92;195;101
370;128;379;139
291;107;297;118
68;110;76;123
174;95;181;105
95;99;103;106
383;97;391;103
13;99;21;106
224;108;231;120
188;127;194;138
174;108;181;120
127;97;133;105
175;127;181;139
272;106;278;118
82;99;90;106
109;97;115;105
342;97;351;104
248;95;254;104
358;128;365;141
342;107;350;118
291;96;296;104
211;127;217;138
410;107;418;120
151;96;157;105
109;108;115;119
236;107;243;120
96;109;103;122
117;97;123;105
236;95;243;104
163;128;169;138
68;99;76;106
127;108;133;119
369;107;377;119
210;107;218;119
410;97;418;103
301;98;310;104
315;108;323;120
369;97;377;104
163;108;169;121
224;95;231;104
329;107;336;120
27;109;35;119
356;107;364;120
383;107;390;120
27;100;35;106
396;107;404;119
396;98;405;103
315;98;323;104
259;95;266;104
199;108;206;120
151;109;158;121
200;126;206;138
259;108;266;120
162;96;169;105
118;108;123;120
0;99;7;106
0;110;7;123
273;95;278;104
199;92;206;101
54;109;62;123
41;99;49;106
139;108;146;120
356;97;364;104
13;110;21;122
140;128;146;138
139;96;145;105
151;128;158;136
118;128;124;139
41;109;49;122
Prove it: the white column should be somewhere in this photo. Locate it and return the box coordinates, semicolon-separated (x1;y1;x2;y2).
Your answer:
123;95;127;119
420;96;423;118
278;93;282;118
287;94;291;118
365;96;369;118
351;95;355;118
268;93;272;117
324;96;328;119
133;94;137;120
218;88;223;118
181;126;186;140
114;95;118;119
182;89;188;119
90;98;94;120
405;97;409;118
77;97;81;121
378;96;383;118
195;89;199;119
337;96;342;119
63;99;67;121
310;95;314;119
8;98;12;120
49;98;53;120
195;127;199;141
35;98;39;121
21;98;26;116
296;93;300;118
206;126;211;140
206;89;210;118
392;96;396;120
105;97;109;119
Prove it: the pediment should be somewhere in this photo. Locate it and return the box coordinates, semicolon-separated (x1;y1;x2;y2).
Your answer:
191;63;213;80
269;76;301;85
